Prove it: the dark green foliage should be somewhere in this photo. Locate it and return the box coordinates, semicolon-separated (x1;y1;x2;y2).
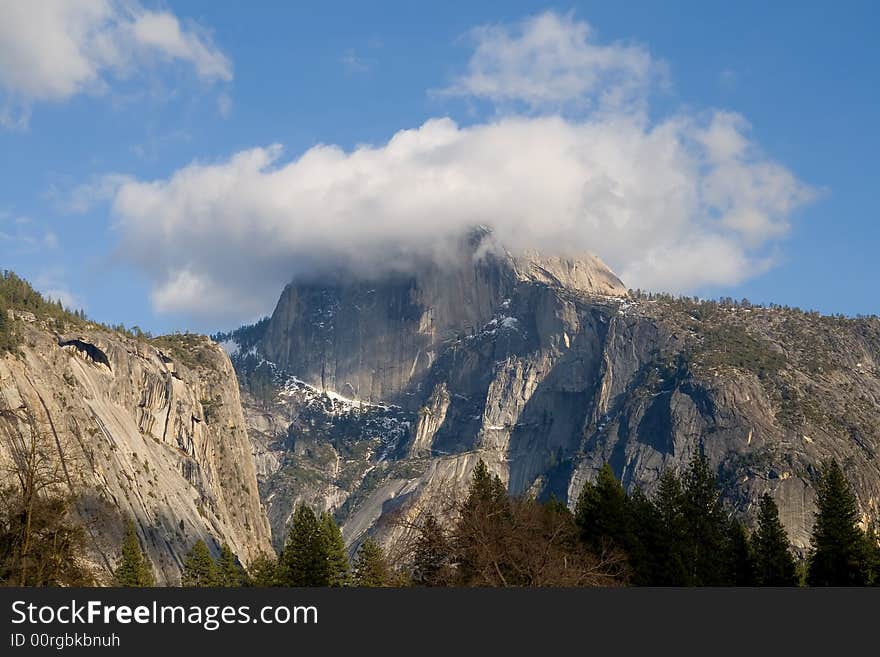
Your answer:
181;540;218;587
264;506;348;588
113;520;154;587
624;488;664;585
627;457;872;587
0;270;84;323
352;537;391;587
808;460;870;586
696;325;786;377
246;551;279;587
679;453;728;585
754;494;798;586
150;333;214;369
724;518;757;586
403;455;871;588
575;463;632;553
278;504;329;586
574;463;658;583
221;459;877;589
212;319;276;404
411;513;452;586
0;270;86;354
0;299;14;354
649;469;689;585
636;454;754;586
320;512;350;587
0;269;156;349
569;455;796;587
216;543;246;587
454;460;511;584
232;356;277;407
211;318;269;356
460;460;508;518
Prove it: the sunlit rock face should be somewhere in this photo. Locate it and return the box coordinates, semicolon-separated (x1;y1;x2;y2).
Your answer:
260;231;628;407
237;232;880;553
0;323;272;584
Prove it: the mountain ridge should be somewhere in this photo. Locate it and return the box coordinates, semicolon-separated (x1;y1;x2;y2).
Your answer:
222;242;880;552
3;238;879;577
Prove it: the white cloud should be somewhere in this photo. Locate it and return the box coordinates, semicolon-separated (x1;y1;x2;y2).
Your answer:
128;11;230;80
0;0;231;127
438;11;665;111
107;110;813;322
66;9;812;324
693;112;816;244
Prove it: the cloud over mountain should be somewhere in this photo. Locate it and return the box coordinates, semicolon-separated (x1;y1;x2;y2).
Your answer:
95;11;814;324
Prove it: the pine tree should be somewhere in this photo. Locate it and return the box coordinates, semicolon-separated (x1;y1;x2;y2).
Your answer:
278;504;329;586
460;460;508;517
113;520;154;587
182;539;217;587
724;518;757;586
651;469;689;585
680;453;726;585
575;463;633;552
0;301;13;354
320;512;350;587
626;487;663;585
808;460;869;586
216;543;245;587
246;551;279;587
352;537;391;587
754;493;797;586
412;513;452;586
455;460;511;585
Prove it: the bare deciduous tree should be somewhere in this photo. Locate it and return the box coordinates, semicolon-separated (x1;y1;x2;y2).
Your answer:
0;409;92;586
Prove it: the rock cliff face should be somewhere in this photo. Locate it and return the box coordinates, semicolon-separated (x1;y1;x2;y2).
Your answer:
260;234;627;406
230;235;880;552
0;318;272;584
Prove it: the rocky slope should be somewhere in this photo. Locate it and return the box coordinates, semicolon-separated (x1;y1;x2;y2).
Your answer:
260;233;627;406
0;313;272;584
225;234;880;552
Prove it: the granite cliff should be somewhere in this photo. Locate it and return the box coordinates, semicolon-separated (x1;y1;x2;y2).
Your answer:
4;224;878;580
0;310;271;584
222;234;880;552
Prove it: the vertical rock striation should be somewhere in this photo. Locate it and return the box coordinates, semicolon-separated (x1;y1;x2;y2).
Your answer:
0;321;272;584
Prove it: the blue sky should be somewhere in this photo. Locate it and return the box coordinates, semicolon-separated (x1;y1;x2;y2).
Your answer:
0;1;877;334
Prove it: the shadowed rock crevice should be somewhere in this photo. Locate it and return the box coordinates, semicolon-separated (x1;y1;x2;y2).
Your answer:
58;338;111;370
